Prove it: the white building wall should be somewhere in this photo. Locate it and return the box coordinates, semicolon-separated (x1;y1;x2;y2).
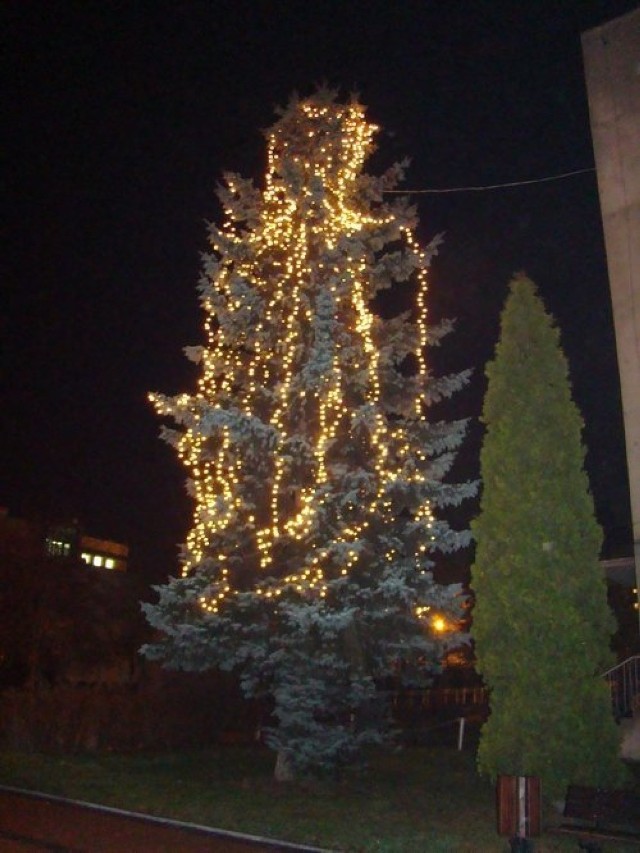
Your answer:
582;9;640;627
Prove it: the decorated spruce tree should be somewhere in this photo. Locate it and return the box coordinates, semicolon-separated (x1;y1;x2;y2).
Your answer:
471;274;624;798
143;91;475;777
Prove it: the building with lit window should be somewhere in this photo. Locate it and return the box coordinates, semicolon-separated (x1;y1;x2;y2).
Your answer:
45;523;129;571
0;510;128;572
78;535;128;571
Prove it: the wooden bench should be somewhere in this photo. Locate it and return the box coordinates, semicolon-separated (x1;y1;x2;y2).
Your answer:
550;785;640;851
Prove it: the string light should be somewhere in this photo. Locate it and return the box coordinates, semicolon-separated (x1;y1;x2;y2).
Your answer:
150;95;441;613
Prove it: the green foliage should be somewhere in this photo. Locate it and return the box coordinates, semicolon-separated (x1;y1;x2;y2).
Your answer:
471;274;625;798
143;91;475;778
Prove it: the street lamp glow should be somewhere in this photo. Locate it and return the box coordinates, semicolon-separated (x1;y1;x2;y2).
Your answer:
432;615;448;633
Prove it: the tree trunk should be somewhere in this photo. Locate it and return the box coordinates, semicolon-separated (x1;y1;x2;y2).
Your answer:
274;749;295;782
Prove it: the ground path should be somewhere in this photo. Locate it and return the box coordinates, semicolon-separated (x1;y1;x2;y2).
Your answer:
0;787;331;852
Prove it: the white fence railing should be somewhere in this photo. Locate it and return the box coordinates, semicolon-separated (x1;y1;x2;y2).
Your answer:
390;686;488;712
603;655;640;719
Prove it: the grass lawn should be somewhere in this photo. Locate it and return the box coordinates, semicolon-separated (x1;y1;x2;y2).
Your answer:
0;744;637;852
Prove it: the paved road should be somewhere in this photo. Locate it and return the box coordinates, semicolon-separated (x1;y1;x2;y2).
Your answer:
0;787;331;852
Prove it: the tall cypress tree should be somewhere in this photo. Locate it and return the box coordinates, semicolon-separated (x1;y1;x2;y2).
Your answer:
143;91;475;777
471;273;624;798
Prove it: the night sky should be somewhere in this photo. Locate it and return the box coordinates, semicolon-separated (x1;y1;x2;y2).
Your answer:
4;0;636;583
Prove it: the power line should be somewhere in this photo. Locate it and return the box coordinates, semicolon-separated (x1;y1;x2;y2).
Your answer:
383;167;595;194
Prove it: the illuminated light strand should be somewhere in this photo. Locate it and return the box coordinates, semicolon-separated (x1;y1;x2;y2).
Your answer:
151;97;440;612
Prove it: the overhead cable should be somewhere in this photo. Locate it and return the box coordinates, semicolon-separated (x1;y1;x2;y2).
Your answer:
384;167;595;194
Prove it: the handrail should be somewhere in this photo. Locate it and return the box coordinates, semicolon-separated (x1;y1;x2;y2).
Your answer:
601;654;640;679
603;655;640;719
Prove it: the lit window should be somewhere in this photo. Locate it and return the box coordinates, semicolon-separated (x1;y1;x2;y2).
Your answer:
105;558;115;569
93;555;103;567
46;538;71;557
81;553;91;564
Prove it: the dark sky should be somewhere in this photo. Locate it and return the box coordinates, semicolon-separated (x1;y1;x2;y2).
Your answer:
3;0;636;582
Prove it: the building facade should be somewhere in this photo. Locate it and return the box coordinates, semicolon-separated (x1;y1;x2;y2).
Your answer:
0;509;128;571
582;9;640;625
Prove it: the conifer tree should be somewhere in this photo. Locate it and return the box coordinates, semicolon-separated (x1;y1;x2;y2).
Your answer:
143;91;475;777
471;274;624;798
